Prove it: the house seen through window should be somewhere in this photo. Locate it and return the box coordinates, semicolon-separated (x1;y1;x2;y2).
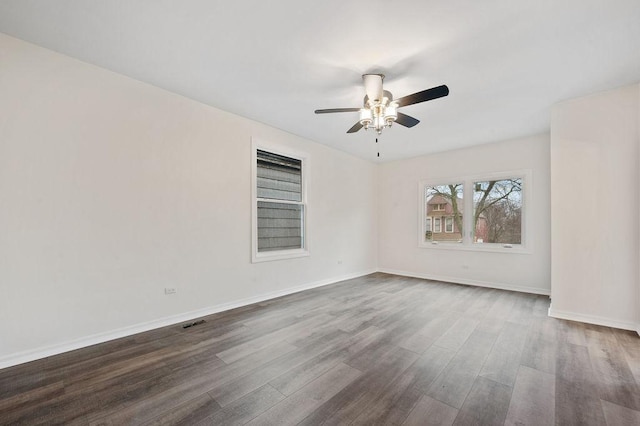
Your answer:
425;183;463;243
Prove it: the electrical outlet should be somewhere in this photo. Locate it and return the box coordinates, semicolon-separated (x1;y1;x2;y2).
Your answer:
164;288;177;295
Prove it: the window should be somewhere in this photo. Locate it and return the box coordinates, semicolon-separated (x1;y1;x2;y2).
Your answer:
434;217;441;233
445;217;454;233
473;178;522;245
419;171;530;252
424;183;463;243
252;141;309;262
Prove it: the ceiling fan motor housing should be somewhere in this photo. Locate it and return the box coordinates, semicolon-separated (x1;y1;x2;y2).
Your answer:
363;74;384;103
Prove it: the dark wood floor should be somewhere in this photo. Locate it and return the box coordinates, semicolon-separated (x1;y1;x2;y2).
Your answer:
2;273;640;425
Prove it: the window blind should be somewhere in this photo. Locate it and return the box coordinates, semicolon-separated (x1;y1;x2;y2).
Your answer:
256;150;304;252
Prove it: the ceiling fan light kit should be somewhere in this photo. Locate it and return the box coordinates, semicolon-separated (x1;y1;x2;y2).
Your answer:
315;73;449;136
359;75;399;134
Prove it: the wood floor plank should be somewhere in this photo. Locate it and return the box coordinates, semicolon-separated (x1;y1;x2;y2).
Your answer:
246;362;361;425
485;291;518;319
0;359;64;401
520;319;557;375
601;399;640;426
559;319;588;346
555;377;607;425
426;329;499;409
504;366;555;426
452;376;512;426
586;325;640;410
463;288;500;319
398;309;459;354
349;345;456;425
215;313;333;364
208;327;356;407
479;321;529;386
506;293;536;326
555;341;607;425
194;385;285;426
406;344;458;395
0;379;64;413
402;395;458;426
613;329;640;384
297;346;419;425
141;393;221;426
432;317;480;351
268;326;385;396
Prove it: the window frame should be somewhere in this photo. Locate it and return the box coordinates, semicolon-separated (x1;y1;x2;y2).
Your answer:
251;138;310;263
418;170;532;253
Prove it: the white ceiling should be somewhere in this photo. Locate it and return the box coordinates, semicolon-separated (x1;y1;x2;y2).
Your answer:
1;1;639;161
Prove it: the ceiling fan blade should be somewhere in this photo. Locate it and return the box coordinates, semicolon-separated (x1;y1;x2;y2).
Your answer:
395;85;449;108
346;122;363;133
315;108;360;114
395;112;420;128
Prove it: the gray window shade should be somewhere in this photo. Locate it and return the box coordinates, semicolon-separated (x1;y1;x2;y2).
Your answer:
256;150;304;253
257;202;303;251
257;150;301;202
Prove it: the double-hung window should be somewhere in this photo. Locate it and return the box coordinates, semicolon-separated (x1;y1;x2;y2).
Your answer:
252;140;309;262
445;217;454;233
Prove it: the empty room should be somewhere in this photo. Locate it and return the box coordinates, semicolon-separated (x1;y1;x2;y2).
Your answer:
1;1;640;425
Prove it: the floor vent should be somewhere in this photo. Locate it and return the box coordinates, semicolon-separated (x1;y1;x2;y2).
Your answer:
182;319;206;329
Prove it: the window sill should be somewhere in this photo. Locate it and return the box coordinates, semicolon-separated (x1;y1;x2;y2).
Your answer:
252;248;310;263
418;242;531;254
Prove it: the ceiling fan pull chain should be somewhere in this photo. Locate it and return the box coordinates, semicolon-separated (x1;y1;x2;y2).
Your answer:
376;137;380;158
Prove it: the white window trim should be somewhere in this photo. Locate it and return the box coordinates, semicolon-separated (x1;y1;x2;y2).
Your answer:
417;170;532;254
251;137;310;263
433;217;441;233
425;217;432;232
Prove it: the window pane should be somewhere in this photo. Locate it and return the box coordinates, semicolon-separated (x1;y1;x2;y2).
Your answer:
473;178;522;244
425;184;463;242
257;150;301;201
257;201;303;252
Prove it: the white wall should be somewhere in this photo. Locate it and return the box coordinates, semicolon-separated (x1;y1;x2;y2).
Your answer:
550;83;640;331
377;134;551;295
0;34;378;368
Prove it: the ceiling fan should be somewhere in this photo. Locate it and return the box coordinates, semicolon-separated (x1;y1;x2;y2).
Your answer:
315;74;449;135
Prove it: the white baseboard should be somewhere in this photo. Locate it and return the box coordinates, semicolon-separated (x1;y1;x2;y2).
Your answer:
548;306;639;332
0;269;376;370
377;268;551;296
